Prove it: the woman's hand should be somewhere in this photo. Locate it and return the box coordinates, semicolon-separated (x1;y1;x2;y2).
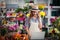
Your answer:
40;28;42;32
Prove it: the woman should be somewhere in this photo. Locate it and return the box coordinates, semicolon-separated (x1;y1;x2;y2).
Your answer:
25;7;43;38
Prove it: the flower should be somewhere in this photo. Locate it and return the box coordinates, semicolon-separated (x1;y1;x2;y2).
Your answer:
8;24;18;31
17;16;25;21
49;28;59;34
13;33;21;39
52;29;55;34
17;13;23;17
38;4;45;10
26;13;30;17
49;17;60;39
11;13;16;17
39;11;46;17
54;28;60;33
50;18;56;23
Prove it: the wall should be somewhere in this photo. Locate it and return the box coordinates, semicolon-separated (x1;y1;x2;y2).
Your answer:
5;0;26;8
6;0;18;4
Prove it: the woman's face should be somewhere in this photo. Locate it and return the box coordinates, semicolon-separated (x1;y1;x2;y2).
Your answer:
30;11;39;18
33;11;39;15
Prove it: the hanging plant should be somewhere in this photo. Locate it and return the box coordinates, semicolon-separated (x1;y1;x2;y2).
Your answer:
23;7;29;13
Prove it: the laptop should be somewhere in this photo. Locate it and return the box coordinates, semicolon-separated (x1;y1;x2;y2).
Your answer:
31;32;45;39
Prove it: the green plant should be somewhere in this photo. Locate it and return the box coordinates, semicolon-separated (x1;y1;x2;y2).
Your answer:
15;8;23;13
1;28;7;36
15;3;32;13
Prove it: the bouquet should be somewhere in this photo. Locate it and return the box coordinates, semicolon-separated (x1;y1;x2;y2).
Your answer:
8;23;18;32
12;33;21;40
50;17;60;39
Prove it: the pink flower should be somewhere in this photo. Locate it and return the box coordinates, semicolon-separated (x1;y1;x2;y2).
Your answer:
9;27;13;30
8;24;18;31
17;16;25;21
23;26;26;29
14;24;18;28
50;18;56;23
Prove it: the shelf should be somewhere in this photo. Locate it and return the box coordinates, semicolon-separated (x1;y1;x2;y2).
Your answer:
45;6;48;8
48;16;55;18
50;6;60;8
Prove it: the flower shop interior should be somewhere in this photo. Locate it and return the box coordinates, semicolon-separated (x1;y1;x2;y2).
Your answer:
0;0;60;40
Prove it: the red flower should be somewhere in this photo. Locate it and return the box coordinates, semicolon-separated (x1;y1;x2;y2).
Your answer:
52;29;55;33
10;13;12;15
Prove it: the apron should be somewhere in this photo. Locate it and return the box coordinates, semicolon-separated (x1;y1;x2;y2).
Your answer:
29;19;44;39
29;21;40;36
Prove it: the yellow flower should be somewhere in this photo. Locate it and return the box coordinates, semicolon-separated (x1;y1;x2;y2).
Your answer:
19;13;23;16
38;4;45;9
17;13;23;17
54;28;60;33
49;28;60;33
39;11;46;17
12;13;16;17
26;13;30;17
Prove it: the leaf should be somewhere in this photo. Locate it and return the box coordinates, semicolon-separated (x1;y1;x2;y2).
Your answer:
1;28;7;36
15;8;23;13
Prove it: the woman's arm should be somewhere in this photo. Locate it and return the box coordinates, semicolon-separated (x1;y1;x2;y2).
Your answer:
39;17;43;30
38;14;43;31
